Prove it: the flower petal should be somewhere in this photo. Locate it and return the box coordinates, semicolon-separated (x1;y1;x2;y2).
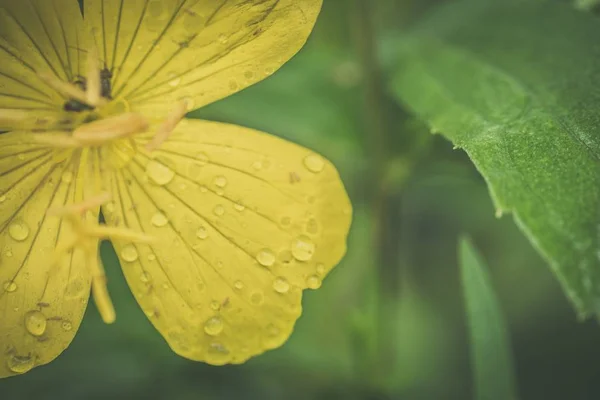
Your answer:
100;119;351;364
85;0;322;114
0;0;87;125
0;134;94;378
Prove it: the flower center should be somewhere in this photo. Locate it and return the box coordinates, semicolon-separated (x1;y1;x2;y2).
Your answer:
33;41;187;151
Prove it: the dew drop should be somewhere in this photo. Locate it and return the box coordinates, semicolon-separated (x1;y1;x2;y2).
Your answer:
0;194;6;203
306;275;322;290
234;203;245;212
213;205;225;216
204;316;224;336
234;280;244;290
250;291;264;305
266;323;280;336
147;253;157;261
252;160;263;170
3;280;17;293
6;354;35;374
244;70;254;80
229;80;239;91
61;321;73;331
146;160;175;185
280;216;291;226
214;175;227;188
9;221;29;242
196;226;208;239
24;310;47;336
121;244;139;262
303;154;325;173
291;236;315;261
167;72;181;87
218;34;228;44
140;272;152;283
151;212;168;227
196;152;209;166
316;263;326;276
5;249;13;258
61;171;73;183
273;277;290;294
256;249;276;267
210;300;221;311
306;218;319;234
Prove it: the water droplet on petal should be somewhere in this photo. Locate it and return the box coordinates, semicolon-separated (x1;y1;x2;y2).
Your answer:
61;321;73;331
24;311;47;336
291;236;315;261
61;171;73;183
316;263;325;276
234;203;245;212
151;212;168;227
252;160;263;170
196;226;208;239
214;176;227;188
147;253;157;261
204;316;224;336
140;272;152;283
244;70;254;80
146;160;175;185
218;34;228;44
273;277;290;294
280;216;291;226
167;72;181;87
210;300;221;311
279;250;293;265
256;249;276;267
234;280;244;290
250;291;264;305
213;205;225;216
121;244;139;262
0;194;6;203
306;275;322;290
303;154;325;173
196;152;209;166
3;280;17;292
306;218;319;234
9;221;29;241
7;354;35;374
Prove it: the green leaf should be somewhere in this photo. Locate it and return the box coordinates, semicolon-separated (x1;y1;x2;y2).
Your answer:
459;237;518;400
389;0;600;316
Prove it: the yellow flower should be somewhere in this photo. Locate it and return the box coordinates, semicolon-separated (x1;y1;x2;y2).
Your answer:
0;0;351;377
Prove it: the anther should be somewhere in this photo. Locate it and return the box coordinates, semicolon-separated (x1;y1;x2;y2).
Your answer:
145;100;189;152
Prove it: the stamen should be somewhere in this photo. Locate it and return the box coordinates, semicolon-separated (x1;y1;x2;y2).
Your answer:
86;39;102;107
89;252;116;324
146;100;189;152
48;192;112;216
48;194;156;325
37;71;90;105
72;113;149;145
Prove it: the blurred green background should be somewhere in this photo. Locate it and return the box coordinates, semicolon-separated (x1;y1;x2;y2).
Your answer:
4;0;600;399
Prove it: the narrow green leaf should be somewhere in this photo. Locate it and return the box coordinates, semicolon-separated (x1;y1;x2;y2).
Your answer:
459;237;518;400
390;0;600;316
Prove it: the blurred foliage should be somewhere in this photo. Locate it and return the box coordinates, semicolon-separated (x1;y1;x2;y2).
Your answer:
3;0;600;399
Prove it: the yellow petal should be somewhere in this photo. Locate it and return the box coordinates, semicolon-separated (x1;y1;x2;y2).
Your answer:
85;0;323;114
0;1;88;129
0;133;95;378
100;119;351;364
